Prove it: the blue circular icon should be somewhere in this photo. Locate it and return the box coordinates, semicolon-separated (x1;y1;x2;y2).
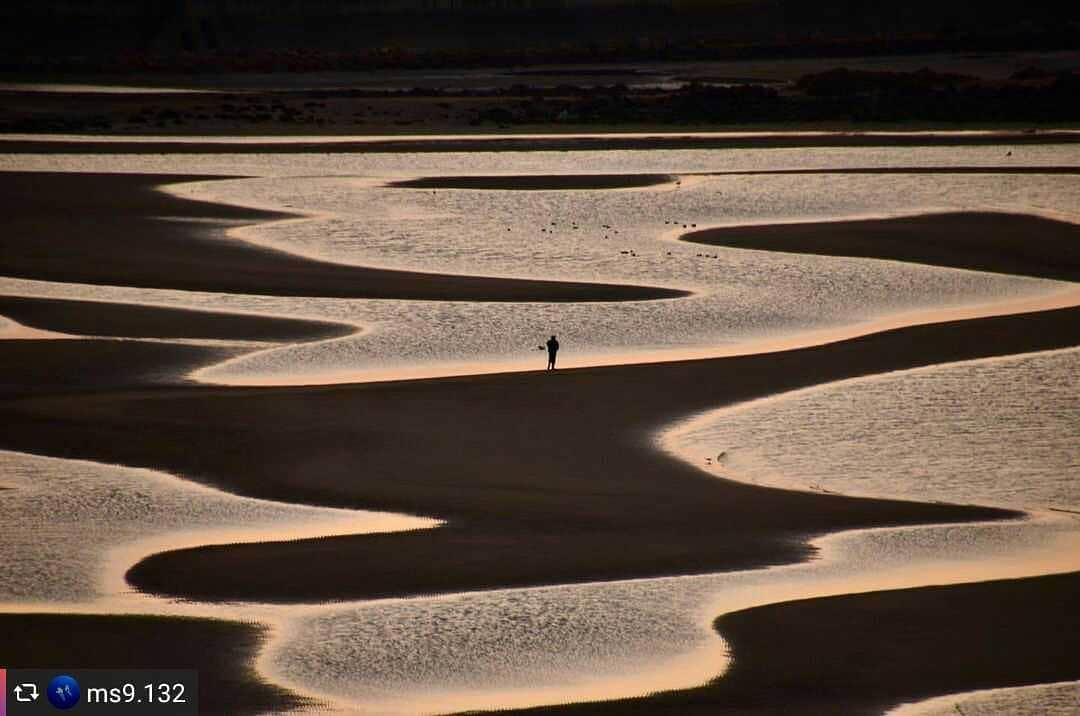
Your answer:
47;675;81;710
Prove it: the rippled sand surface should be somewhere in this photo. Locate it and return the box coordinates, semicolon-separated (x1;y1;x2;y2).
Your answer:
0;450;438;606
2;142;1079;713
673;348;1080;512
890;680;1080;716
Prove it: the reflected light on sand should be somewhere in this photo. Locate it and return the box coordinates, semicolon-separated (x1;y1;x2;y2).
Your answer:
254;515;1080;715
0;314;75;340
194;284;1080;388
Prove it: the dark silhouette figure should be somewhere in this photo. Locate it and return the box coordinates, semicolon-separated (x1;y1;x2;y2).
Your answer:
546;335;560;370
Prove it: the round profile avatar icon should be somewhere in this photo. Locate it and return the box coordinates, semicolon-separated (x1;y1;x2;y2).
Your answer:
47;674;81;710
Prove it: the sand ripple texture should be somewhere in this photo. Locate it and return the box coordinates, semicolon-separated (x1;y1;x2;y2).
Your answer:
673;348;1080;513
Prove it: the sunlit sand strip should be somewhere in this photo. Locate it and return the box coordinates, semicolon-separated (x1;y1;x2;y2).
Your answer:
657;345;1080;506
888;679;1080;715
0;450;439;611
193;282;1080;387
158;175;687;271
0;314;73;340
262;610;728;716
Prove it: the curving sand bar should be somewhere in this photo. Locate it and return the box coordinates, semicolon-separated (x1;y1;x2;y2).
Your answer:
0;171;685;302
511;571;1080;715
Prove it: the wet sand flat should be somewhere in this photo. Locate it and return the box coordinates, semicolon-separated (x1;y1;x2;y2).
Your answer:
684;211;1080;283
512;570;1080;715
0;171;684;302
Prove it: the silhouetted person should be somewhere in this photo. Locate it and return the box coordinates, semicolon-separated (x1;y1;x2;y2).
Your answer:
546;335;559;370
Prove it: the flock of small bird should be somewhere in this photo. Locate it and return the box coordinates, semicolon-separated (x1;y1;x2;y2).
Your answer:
531;218;722;261
425;189;723;262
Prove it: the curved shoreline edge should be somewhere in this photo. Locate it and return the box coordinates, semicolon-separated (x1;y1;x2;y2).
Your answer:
0;171;687;302
681;211;1080;283
0;294;356;343
507;570;1080;716
0;294;360;398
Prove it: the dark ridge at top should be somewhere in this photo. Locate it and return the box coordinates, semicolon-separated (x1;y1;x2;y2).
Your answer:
1;1;1076;72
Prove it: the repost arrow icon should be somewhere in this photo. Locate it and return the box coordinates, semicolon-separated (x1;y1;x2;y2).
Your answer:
14;682;39;701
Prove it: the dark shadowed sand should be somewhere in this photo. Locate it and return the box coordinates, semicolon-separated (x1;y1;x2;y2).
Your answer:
0;294;354;342
0;613;309;715
510;571;1080;715
389;173;676;190
0;171;685;302
683;211;1080;283
0;340;237;399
